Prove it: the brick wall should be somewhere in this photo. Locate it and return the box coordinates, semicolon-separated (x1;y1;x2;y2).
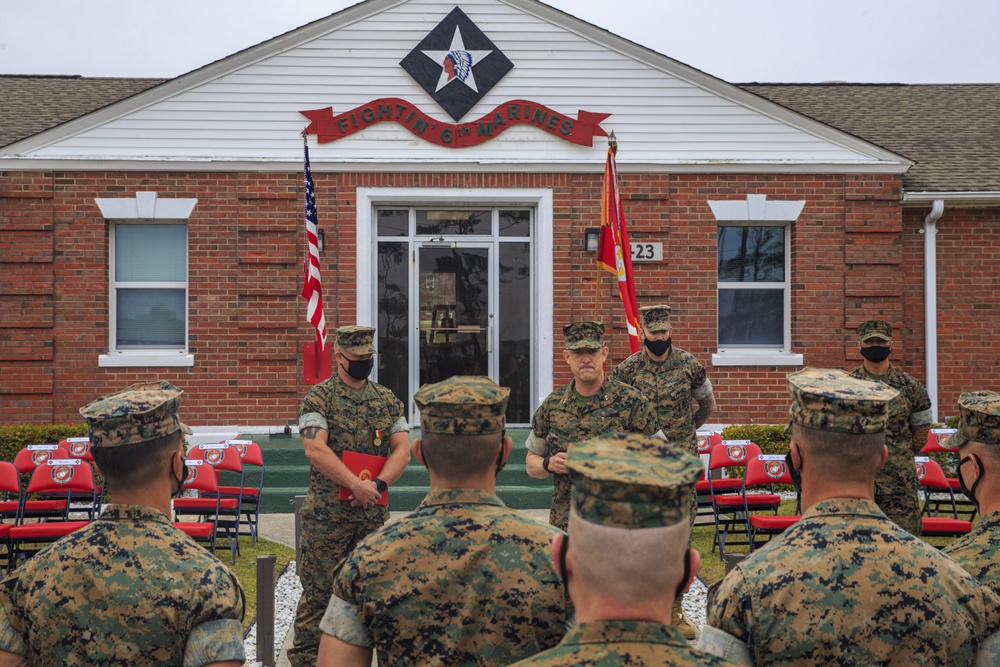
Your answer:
903;205;1000;421
4;168;970;429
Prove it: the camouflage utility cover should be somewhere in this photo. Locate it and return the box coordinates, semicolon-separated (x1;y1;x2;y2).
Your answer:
529;377;658;529
508;620;733;667
788;367;898;434
947;390;1000;448
414;375;509;435
705;498;1000;666
639;304;672;332
567;433;702;529
336;325;376;355
562;321;605;350
321;488;571;667
79;380;191;448
0;505;245;666
857;319;893;341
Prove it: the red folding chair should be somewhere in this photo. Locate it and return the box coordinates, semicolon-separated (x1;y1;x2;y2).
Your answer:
745;455;801;552
695;431;722;520
217;440;265;545
58;438;94;462
915;456;973;541
707;440;763;555
173;444;243;562
918;429;975;520
7;458;98;572
11;445;73;522
173;459;229;561
0;463;20;562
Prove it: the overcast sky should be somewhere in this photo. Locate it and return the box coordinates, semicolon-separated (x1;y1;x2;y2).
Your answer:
2;0;998;83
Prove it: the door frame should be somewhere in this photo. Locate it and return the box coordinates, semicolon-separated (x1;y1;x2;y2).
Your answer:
356;187;554;424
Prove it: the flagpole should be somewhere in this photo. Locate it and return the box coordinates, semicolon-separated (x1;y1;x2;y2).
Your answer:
595;132;615;321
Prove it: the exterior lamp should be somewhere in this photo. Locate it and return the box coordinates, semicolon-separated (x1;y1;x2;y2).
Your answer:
584;227;600;252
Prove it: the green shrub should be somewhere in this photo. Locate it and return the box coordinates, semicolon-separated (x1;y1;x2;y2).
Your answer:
720;424;791;456
0;424;89;463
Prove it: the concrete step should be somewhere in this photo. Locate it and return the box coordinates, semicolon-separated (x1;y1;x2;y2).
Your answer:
252;428;551;513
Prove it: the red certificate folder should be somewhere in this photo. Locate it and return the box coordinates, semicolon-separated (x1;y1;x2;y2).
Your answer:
338;451;389;506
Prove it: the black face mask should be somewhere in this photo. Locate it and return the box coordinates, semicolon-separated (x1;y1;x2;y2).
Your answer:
959;454;983;514
785;451;803;497
342;356;374;381
495;430;507;477
860;345;891;363
170;454;190;499
558;535;570;599
675;548;692;600
644;337;672;357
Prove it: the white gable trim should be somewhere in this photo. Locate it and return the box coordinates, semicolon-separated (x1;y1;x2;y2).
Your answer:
2;0;910;174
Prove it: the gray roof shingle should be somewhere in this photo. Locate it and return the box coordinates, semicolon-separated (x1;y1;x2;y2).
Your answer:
741;83;1000;192
0;75;165;149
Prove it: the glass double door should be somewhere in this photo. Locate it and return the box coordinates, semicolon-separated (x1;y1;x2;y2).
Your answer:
375;209;533;426
417;243;492;387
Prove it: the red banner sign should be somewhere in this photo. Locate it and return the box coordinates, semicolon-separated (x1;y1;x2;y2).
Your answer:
300;98;610;148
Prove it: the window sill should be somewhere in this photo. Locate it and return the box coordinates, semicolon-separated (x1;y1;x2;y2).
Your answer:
712;352;804;367
99;354;195;368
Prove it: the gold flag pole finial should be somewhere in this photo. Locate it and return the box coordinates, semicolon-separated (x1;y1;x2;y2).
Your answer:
608;130;617;152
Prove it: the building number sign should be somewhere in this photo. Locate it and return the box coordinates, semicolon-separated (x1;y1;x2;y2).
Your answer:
631;241;663;262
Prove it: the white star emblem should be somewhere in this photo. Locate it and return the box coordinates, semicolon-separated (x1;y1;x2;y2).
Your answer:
421;26;493;93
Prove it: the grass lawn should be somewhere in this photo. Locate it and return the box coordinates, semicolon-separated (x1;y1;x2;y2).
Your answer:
693;497;962;587
228;536;297;630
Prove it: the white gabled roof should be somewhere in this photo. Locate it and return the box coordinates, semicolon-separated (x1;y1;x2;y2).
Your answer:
0;0;911;173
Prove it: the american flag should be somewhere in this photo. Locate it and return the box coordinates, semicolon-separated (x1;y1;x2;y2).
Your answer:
301;142;327;348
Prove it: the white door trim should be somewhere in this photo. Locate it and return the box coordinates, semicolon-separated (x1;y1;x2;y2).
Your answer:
356;187;554;412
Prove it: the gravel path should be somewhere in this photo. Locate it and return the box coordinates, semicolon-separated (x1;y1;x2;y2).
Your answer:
243;561;302;667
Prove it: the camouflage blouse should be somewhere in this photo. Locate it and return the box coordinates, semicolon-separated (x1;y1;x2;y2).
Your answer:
507;619;734;666
705;498;1000;666
529;377;658;529
321;488;572;667
0;504;245;666
613;346;711;452
299;375;408;522
944;510;1000;597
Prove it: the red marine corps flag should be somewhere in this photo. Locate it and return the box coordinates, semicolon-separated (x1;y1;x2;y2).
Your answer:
595;133;640;353
301;139;331;382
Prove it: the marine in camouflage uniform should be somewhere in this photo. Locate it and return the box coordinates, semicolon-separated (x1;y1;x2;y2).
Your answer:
943;391;1000;596
509;434;735;667
527;321;660;530
700;368;1000;666
612;305;713;639
0;381;245;666
317;376;571;667
848;320;932;535
290;326;410;667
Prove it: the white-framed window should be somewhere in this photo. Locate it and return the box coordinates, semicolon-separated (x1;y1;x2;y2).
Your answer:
95;193;197;367
111;222;187;350
708;195;804;367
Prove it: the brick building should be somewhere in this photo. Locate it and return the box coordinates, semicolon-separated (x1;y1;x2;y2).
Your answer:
2;0;997;431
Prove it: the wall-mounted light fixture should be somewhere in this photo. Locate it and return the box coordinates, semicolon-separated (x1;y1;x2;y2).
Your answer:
317;228;325;253
584;227;600;252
